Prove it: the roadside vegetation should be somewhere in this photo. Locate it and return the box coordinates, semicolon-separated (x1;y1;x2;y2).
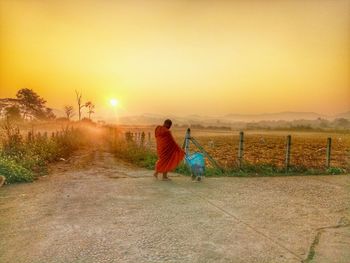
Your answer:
0;119;91;184
0;87;101;185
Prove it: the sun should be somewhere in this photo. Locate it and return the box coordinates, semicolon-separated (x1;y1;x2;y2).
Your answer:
110;98;119;107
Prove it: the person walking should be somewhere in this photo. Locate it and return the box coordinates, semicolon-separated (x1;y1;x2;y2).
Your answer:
154;119;185;180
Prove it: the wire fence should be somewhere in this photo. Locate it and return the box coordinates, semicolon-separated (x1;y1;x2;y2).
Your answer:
121;129;350;171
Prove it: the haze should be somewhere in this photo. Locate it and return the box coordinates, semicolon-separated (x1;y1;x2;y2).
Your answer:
1;0;349;118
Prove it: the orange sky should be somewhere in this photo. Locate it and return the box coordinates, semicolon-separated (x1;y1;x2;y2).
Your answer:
1;0;349;118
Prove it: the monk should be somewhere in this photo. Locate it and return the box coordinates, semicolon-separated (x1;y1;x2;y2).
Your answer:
154;119;185;180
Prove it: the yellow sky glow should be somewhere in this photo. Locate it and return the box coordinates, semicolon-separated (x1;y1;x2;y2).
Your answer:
1;0;349;118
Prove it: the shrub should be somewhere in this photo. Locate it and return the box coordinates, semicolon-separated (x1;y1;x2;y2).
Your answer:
0;119;91;184
326;167;346;175
0;157;34;183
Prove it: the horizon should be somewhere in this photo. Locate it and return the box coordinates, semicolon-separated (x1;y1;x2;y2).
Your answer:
1;0;350;118
1;96;349;116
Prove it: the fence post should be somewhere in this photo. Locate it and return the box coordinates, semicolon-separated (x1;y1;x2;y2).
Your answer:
326;137;332;168
27;132;32;142
182;128;190;153
112;128;116;147
238;131;244;168
147;132;151;148
285;135;292;171
141;132;145;146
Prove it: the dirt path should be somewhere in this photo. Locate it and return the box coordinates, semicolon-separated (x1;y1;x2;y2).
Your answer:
0;150;349;263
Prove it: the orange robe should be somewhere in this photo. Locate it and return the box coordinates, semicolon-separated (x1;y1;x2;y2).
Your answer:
155;126;185;173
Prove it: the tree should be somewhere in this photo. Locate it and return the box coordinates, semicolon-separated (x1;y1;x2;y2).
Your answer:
16;88;55;120
333;118;350;129
75;90;84;121
45;108;56;120
317;118;330;129
16;88;46;119
63;105;75;120
85;101;95;120
5;106;21;120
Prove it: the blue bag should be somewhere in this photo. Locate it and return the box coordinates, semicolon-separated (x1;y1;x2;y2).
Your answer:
185;152;205;180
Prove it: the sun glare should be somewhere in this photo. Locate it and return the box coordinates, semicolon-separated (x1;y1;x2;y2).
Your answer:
110;99;119;107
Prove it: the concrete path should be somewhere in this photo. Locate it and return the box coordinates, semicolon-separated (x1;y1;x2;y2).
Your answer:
0;150;349;263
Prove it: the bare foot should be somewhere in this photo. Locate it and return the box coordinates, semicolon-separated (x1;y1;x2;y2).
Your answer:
153;172;158;179
162;177;171;181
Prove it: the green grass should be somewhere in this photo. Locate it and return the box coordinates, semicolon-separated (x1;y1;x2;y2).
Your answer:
111;141;158;169
326;166;346;175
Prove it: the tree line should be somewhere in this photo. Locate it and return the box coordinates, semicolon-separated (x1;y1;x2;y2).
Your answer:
3;88;95;122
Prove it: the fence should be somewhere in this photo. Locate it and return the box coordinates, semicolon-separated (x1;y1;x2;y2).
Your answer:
7;127;347;172
121;129;349;171
25;128;76;143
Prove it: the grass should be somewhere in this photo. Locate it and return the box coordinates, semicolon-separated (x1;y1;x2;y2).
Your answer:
0;119;91;184
110;140;157;168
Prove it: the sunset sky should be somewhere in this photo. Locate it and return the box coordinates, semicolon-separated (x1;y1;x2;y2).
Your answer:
1;0;349;119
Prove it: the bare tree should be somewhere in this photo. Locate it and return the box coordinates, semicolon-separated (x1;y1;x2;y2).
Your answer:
85;101;95;120
63;105;75;120
75;90;84;121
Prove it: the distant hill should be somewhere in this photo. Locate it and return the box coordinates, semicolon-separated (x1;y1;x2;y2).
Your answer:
54;110;350;123
224;112;327;122
335;111;350;120
116;110;350;126
1;96;348;124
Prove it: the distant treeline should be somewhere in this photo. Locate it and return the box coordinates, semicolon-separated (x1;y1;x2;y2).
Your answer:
244;118;350;131
173;118;350;131
174;124;232;131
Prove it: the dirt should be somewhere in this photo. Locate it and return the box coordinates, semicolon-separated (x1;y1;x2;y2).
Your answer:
0;149;349;263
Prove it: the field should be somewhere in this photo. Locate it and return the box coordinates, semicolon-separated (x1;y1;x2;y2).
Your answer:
188;131;349;170
125;128;350;171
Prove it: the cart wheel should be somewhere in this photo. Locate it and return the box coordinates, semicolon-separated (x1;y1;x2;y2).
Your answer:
197;176;201;182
